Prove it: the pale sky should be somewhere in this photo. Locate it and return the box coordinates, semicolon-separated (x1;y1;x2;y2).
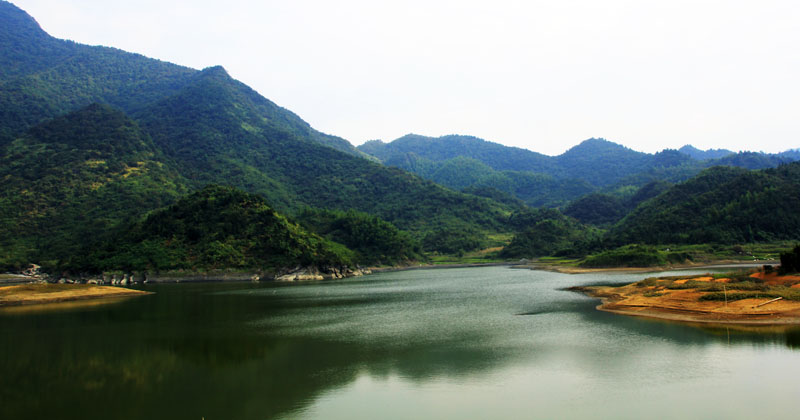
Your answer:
11;0;800;155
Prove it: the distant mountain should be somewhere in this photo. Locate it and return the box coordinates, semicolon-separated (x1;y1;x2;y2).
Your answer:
359;136;697;206
360;134;800;208
678;145;734;160
780;149;800;160
361;134;557;173
712;151;796;170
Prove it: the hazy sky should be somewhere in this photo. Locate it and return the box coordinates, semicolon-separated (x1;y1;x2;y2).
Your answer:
13;0;800;155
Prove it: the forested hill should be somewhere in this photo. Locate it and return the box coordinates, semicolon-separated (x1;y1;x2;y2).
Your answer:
82;185;358;273
360;134;557;173
359;136;659;187
607;162;800;244
0;104;187;266
0;1;517;270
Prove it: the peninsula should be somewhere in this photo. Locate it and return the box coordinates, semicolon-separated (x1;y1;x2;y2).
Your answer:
574;269;800;325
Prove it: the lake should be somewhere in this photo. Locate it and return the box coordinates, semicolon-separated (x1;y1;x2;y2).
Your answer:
2;266;800;419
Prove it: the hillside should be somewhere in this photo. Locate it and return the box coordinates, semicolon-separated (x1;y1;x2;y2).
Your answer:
0;104;187;270
0;0;359;156
607;162;800;244
84;185;356;273
0;1;515;270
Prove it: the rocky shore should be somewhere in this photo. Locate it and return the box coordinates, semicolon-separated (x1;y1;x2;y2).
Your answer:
1;263;373;285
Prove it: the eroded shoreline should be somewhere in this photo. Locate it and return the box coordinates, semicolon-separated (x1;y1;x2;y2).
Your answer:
572;271;800;325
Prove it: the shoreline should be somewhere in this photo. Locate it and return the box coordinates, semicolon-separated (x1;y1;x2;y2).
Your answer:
571;270;800;326
0;284;152;308
574;286;800;325
523;259;774;274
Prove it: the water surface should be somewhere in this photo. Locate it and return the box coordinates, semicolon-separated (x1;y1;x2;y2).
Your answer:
2;266;799;419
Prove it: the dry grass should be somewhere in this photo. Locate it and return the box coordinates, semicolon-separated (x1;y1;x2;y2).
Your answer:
0;284;151;307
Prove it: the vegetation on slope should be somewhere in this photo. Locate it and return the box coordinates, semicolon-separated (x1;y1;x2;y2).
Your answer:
607;163;800;245
133;66;512;238
500;208;601;258
298;208;422;265
82;185;356;273
0;104;186;271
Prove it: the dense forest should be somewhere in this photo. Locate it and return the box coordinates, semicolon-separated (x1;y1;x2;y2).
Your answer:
79;185;357;273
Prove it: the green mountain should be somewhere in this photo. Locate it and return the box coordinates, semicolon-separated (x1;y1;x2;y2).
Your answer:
554;138;652;184
607;162;800;244
0;1;515;270
0;1;359;156
359;134;556;173
361;133;800;212
359;136;660;187
0;104;187;270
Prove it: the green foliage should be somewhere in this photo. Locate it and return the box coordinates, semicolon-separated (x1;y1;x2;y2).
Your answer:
563;193;626;226
501;209;601;258
298;208;422;265
132;67;512;235
580;245;673;268
84;185;356;272
699;291;800;301
0;104;186;270
608;164;800;245
422;225;488;255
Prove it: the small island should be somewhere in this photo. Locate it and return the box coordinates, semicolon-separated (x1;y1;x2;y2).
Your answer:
0;284;152;307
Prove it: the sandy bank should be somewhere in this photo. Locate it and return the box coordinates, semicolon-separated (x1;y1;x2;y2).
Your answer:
0;284;152;307
572;272;800;325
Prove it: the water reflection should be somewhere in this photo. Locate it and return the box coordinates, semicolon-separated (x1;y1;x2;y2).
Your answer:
2;267;799;420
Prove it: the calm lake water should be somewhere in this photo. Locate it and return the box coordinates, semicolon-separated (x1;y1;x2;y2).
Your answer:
2;266;800;419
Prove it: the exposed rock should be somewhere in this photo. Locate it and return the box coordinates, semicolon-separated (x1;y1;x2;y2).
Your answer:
21;264;41;277
276;267;324;282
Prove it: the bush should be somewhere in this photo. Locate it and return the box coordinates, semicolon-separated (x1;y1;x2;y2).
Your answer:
580;245;666;268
